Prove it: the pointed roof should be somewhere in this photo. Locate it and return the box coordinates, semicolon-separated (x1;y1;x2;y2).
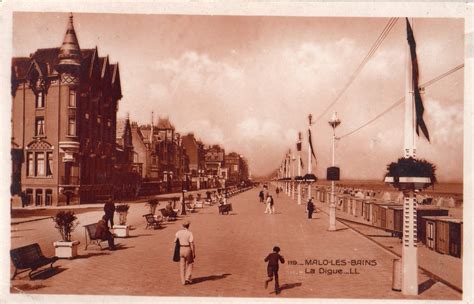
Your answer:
157;117;174;130
58;13;81;67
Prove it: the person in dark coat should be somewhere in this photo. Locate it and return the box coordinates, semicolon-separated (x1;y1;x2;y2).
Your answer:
103;199;115;228
95;215;116;250
307;198;315;219
259;190;265;203
264;246;285;294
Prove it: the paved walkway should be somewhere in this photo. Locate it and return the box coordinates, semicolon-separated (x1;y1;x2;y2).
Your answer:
9;186;461;300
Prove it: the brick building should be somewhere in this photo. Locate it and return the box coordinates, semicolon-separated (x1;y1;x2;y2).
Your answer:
11;14;129;205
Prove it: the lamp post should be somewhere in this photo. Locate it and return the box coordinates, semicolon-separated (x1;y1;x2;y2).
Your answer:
307;114;313;200
328;111;341;232
291;153;296;200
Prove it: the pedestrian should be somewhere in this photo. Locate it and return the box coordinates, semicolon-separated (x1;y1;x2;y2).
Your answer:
265;194;274;214
95;215;116;250
103;198;115;228
259;190;264;203
264;246;285;295
20;191;27;208
307;197;315;219
275;187;280;198
174;220;195;285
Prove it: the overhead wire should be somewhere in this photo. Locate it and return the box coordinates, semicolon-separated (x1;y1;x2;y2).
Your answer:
314;17;399;124
338;63;464;139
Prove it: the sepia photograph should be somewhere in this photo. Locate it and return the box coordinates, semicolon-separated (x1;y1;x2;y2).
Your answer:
2;1;472;303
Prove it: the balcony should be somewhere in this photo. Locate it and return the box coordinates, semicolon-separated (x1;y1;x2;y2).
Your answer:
60;176;80;185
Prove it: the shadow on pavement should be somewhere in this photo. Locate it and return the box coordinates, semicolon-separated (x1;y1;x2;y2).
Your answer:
75;252;111;259
31;266;67;280
113;245;134;251
11;283;48;292
280;282;302;291
126;234;154;238
334;227;349;232
192;273;231;284
418;278;437;294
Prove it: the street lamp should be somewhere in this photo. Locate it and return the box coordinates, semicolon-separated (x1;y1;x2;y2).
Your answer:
328;111;341;232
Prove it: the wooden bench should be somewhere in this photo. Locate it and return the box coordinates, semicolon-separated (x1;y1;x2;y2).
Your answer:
218;204;233;215
84;223;109;250
159;208;177;221
143;213;161;229
10;243;58;279
185;203;196;213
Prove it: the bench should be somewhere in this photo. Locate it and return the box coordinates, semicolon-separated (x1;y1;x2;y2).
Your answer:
10;243;58;279
143;213;161;229
84;223;109;250
185;203;196;213
159;208;177;221
218;204;233;215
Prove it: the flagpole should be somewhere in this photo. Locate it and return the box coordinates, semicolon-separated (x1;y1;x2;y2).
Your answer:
297;132;302;205
402;17;418;296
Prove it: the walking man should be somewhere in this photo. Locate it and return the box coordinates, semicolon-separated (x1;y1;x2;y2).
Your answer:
103;198;115;228
259;190;264;203
265;194;274;214
264;246;285;295
174;220;195;285
307;197;315;219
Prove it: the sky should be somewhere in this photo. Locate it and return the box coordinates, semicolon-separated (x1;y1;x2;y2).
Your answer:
12;12;464;182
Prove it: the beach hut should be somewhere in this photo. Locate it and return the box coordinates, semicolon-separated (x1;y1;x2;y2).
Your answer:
423;216;463;258
386;205;403;236
417;206;449;244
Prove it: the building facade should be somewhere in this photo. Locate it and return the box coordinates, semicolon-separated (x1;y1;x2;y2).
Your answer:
11;14;126;206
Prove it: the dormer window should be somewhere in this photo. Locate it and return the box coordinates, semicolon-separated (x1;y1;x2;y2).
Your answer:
36;91;45;108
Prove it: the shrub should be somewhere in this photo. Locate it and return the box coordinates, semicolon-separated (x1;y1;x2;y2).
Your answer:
52;210;78;242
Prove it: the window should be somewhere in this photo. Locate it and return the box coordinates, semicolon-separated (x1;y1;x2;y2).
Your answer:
27;151;53;178
68;116;76;136
27;152;34;176
35;117;45;136
26;189;33;206
35;153;45;176
69;89;76;107
35;189;43;206
46;152;53;176
36;91;45;108
45;189;53;206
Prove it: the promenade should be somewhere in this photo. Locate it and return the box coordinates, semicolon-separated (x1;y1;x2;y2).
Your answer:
9;186;461;300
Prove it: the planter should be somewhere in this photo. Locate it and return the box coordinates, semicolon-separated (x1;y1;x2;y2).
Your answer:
53;240;80;259
385;176;432;191
113;225;130;238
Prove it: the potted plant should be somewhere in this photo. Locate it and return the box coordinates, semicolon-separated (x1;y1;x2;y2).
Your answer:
113;203;130;237
384;157;436;191
52;210;80;259
146;199;159;215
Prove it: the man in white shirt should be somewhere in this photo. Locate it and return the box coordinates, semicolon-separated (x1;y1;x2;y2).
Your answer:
174;221;196;285
265;195;274;214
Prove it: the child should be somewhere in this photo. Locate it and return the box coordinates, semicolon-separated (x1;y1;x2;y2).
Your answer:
264;246;285;294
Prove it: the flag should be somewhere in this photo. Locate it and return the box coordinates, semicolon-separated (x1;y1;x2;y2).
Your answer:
308;129;317;162
406;18;430;142
297;132;302;151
